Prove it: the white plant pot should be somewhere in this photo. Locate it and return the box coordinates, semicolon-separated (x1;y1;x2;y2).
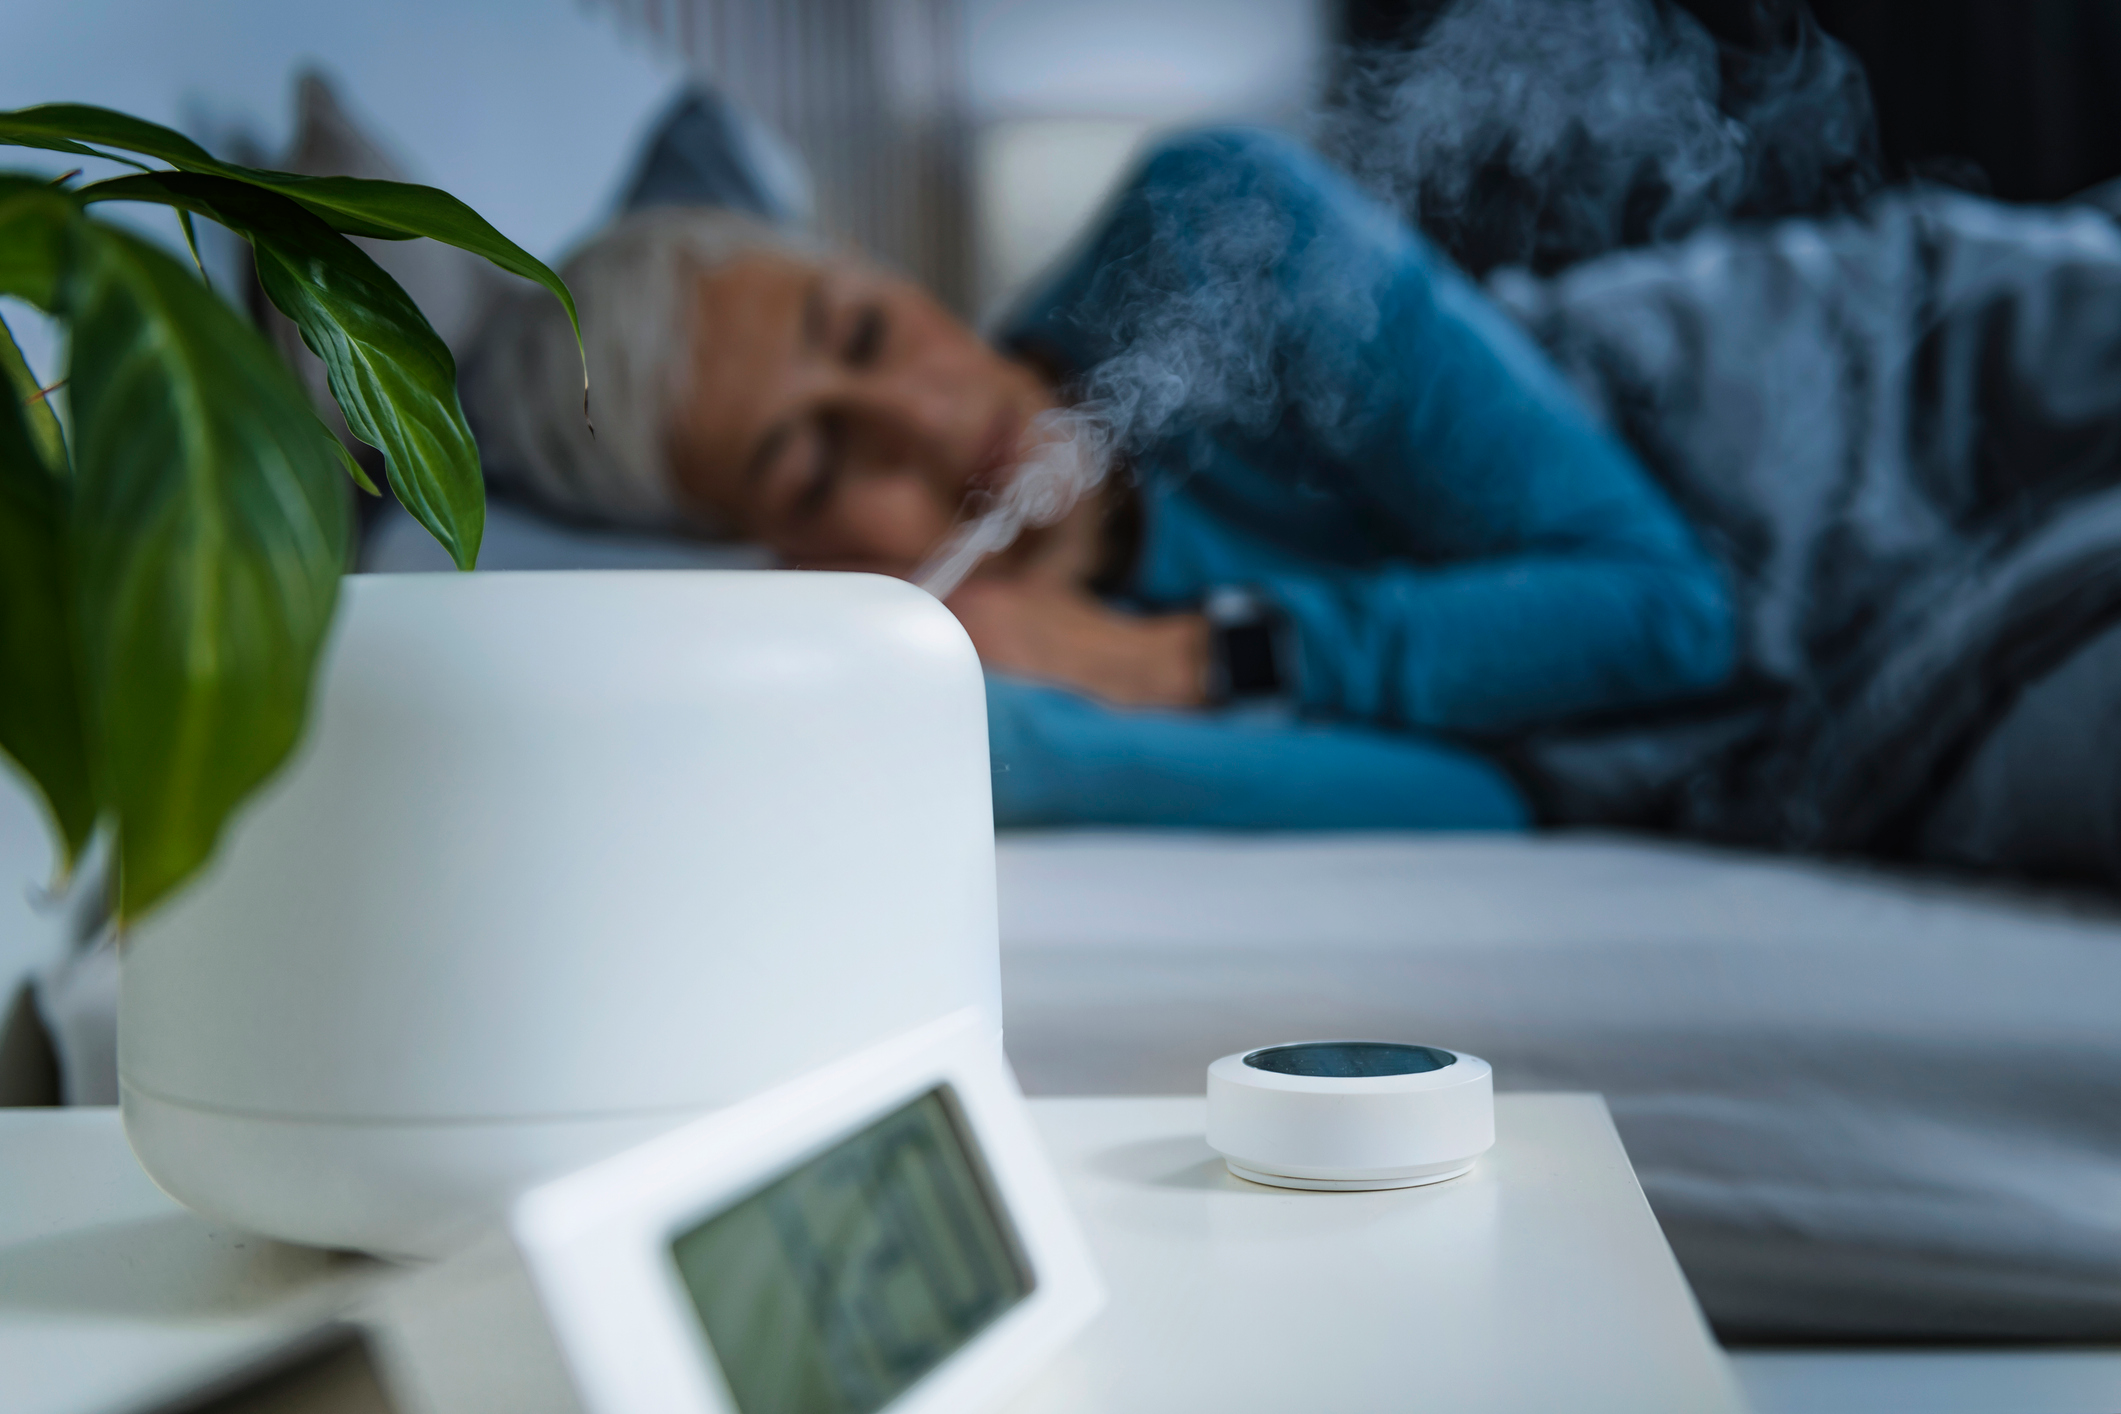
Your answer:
121;571;1000;1259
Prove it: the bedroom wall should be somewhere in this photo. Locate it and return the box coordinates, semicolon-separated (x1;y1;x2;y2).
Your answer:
962;0;1327;311
0;0;1327;1086
0;0;683;259
0;0;687;387
0;0;687;1073
0;0;1329;356
966;0;1323;120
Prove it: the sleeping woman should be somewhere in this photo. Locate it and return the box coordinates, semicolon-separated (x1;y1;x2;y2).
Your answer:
462;126;2121;890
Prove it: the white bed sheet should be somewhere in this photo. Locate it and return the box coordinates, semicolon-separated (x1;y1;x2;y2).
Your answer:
995;829;2121;1341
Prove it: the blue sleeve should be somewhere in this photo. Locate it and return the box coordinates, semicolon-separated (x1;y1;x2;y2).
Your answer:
984;673;1528;830
1258;552;1733;737
1013;129;1735;737
1254;170;1735;733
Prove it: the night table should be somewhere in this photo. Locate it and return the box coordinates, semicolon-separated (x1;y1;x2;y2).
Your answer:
1002;1092;1746;1414
0;1095;1744;1414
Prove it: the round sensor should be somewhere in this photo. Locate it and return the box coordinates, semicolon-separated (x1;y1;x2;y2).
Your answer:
1207;1038;1495;1191
1243;1041;1455;1078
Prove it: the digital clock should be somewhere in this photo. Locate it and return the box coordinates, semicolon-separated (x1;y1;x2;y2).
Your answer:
382;1009;1103;1414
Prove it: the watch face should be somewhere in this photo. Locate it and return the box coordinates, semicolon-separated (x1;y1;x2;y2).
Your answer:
1216;619;1282;698
670;1087;1032;1414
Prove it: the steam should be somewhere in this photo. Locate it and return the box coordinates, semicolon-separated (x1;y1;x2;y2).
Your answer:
1319;0;1880;276
916;0;1882;593
915;150;1309;598
914;408;1108;598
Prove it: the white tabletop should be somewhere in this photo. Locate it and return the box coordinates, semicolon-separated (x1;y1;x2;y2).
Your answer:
1003;1093;1746;1414
0;1108;380;1414
0;1096;1743;1414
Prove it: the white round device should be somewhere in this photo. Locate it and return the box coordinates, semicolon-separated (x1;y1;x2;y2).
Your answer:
1206;1041;1495;1191
121;572;1001;1259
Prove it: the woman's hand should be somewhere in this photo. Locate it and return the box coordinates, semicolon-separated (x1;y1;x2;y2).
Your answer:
947;578;1210;709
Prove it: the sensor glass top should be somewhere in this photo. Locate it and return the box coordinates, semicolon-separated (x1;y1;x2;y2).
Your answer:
1243;1041;1456;1078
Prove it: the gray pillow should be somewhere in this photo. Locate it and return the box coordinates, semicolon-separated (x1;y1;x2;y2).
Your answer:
618;84;812;227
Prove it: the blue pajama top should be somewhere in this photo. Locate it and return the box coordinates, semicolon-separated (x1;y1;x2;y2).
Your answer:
983;129;1733;829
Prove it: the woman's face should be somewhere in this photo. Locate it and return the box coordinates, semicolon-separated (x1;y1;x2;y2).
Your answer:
667;251;1057;573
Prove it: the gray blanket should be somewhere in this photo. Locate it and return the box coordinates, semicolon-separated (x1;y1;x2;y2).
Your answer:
1494;185;2121;863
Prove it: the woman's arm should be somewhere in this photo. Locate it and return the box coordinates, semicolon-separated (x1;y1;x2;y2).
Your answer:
984;673;1528;830
948;546;1727;736
948;577;1209;709
1004;129;1738;735
1251;552;1732;736
1256;144;1734;733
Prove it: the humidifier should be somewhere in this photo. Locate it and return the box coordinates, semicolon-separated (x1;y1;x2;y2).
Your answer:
120;571;1001;1258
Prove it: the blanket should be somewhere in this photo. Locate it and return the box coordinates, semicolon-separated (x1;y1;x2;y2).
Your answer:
1493;184;2121;859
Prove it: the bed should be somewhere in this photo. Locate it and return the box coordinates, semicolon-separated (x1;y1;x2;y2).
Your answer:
15;528;2118;1341
995;829;2121;1342
364;498;2121;1343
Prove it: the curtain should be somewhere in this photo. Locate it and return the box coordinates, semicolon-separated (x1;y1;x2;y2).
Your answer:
595;0;974;311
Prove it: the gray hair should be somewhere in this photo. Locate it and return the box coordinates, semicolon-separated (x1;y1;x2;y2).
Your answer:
461;206;818;533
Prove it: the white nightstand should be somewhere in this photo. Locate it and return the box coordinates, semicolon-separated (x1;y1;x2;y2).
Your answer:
1004;1093;1744;1414
0;1108;384;1414
0;1095;1742;1414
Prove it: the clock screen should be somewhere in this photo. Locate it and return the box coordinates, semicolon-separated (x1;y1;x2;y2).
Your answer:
671;1087;1032;1414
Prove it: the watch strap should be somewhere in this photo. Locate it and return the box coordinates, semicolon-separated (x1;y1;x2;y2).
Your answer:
1203;587;1286;703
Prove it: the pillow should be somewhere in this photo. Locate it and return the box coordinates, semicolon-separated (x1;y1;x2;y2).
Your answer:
264;71;812;561
619;84;813;226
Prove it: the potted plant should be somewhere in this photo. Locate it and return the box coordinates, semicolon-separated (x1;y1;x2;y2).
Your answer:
2;105;1004;1260
0;102;579;923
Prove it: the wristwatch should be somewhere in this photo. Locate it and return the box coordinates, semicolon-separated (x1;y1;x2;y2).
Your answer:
1202;586;1286;704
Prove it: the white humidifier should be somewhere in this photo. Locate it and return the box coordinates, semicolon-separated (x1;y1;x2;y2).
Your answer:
120;571;1000;1259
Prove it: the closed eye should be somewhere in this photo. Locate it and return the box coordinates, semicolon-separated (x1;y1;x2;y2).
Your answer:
794;417;843;518
844;306;885;368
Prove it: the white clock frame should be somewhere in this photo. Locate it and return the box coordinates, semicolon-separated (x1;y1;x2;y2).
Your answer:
503;1008;1102;1414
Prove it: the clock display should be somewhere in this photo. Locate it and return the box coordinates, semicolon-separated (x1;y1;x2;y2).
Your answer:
671;1087;1032;1414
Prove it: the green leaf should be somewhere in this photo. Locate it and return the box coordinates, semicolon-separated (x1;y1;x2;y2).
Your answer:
0;311;92;875
0;178;74;308
243;173;579;333
0;105;214;167
0;303;65;473
0;131;142;168
60;219;349;920
322;424;382;496
1;105;584;393
85;171;483;568
174;207;211;288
